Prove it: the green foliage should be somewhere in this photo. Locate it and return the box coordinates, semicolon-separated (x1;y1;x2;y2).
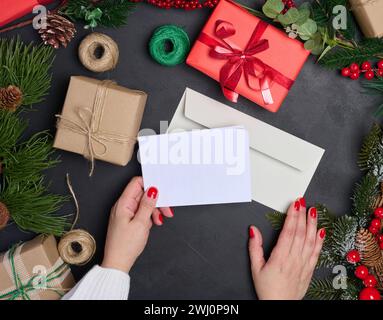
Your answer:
0;109;69;235
1;179;70;235
362;78;383;117
358;123;382;170
307;278;342;300
351;173;378;225
319;38;383;69
62;0;137;29
0;37;54;106
265;211;285;230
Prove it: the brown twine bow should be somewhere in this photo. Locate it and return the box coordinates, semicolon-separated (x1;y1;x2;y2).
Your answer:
56;80;136;176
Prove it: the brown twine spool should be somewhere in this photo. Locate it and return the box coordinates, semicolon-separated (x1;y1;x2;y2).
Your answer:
78;33;119;73
58;174;96;266
58;229;96;266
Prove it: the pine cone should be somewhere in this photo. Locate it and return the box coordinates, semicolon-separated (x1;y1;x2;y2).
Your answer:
0;85;23;112
38;13;76;49
356;228;383;286
0;202;10;230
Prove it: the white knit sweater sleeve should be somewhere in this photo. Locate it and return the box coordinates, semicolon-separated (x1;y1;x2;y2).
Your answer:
62;265;130;300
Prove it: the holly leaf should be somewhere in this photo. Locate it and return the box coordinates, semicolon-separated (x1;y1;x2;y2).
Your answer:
297;18;317;40
277;8;300;25
262;0;284;19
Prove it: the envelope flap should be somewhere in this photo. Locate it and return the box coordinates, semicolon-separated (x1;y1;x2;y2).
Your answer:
183;88;324;171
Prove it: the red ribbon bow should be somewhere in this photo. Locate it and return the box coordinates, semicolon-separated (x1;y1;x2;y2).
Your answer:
198;20;294;104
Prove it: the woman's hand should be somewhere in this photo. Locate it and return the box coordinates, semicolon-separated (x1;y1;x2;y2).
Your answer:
249;198;325;300
101;176;173;273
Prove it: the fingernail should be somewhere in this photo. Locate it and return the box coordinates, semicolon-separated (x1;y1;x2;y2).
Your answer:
310;207;317;219
249;226;255;239
159;214;164;224
320;228;326;239
299;197;306;208
294;200;300;211
169;208;174;217
147;187;158;199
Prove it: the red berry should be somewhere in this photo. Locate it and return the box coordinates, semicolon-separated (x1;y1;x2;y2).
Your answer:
378;60;383;70
379;241;383;250
364;275;378;287
341;67;351;77
369;225;379;235
355;265;369;280
350;72;360;80
346;250;361;264
378;70;383;77
377;234;383;242
371;218;381;229
374;207;383;219
350;63;360;73
365;70;375;80
361;61;372;71
359;287;381;300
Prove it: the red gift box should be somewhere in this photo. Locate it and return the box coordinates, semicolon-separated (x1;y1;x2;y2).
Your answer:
186;0;310;112
0;0;54;27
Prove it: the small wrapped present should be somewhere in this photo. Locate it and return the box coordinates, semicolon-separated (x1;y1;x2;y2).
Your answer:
54;76;147;176
0;235;75;300
350;0;383;38
0;0;54;27
186;0;310;112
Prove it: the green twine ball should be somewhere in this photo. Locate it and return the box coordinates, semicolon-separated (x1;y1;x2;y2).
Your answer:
149;25;190;67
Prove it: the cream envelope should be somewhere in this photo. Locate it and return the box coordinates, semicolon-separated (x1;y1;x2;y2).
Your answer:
168;88;325;212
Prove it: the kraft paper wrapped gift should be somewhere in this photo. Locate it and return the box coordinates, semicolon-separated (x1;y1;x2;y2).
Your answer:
54;76;147;175
350;0;383;38
0;235;75;300
186;0;310;112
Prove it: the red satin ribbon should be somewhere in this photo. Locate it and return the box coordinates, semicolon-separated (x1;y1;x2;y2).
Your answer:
198;20;294;104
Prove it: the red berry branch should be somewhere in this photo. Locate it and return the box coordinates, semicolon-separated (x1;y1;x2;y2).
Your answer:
130;0;219;10
341;60;383;81
281;0;296;14
345;207;383;300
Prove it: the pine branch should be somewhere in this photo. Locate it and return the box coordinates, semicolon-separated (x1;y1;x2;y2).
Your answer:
3;132;59;184
316;204;336;230
362;78;383;117
319;38;383;69
306;278;342;300
62;0;136;28
331;215;359;259
358;124;383;170
0;38;54;106
265;211;286;230
0;109;26;152
0;179;70;236
352;173;379;224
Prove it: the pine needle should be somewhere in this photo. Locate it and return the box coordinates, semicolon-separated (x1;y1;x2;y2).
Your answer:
358;123;382;170
265;211;286;230
0;37;54;106
319;38;383;69
62;0;137;28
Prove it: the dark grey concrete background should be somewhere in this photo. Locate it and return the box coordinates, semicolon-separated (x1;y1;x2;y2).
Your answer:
1;0;382;299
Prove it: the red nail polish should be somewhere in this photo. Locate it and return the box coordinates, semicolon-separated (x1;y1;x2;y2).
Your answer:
299;197;306;208
320;228;326;239
147;187;158;199
159;214;164;224
294;200;300;211
310;207;317;219
249;227;255;239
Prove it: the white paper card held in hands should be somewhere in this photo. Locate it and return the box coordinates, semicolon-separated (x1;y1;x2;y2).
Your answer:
138;126;252;207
